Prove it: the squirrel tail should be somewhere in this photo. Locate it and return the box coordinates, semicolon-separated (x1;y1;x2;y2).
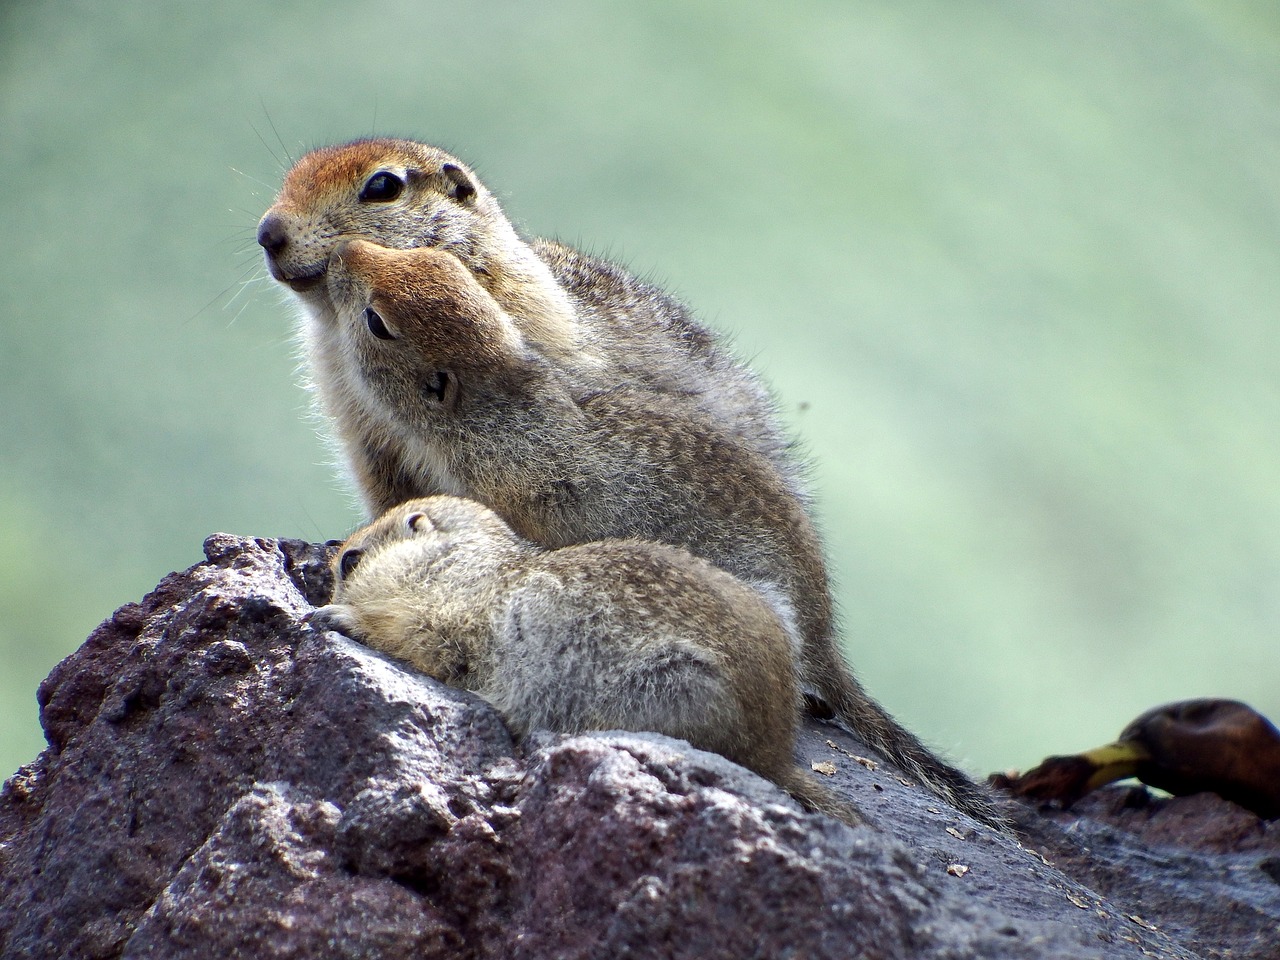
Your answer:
808;654;1009;832
783;768;864;827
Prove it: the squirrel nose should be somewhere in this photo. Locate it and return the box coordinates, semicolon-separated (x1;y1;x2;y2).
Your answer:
257;212;289;255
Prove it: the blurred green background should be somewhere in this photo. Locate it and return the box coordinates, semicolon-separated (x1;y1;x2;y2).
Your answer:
2;1;1277;781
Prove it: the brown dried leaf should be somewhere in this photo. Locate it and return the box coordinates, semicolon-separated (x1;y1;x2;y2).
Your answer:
823;740;879;770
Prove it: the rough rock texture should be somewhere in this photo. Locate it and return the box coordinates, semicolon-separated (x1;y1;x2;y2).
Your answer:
0;534;1275;959
1008;788;1280;960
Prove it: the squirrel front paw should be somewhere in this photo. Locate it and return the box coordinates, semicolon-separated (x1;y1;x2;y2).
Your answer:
306;603;362;639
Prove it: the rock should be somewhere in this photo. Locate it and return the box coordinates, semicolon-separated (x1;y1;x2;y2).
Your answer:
0;534;1273;958
1007;786;1280;960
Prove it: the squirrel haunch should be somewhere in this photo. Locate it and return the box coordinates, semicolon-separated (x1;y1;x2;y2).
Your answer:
315;496;858;824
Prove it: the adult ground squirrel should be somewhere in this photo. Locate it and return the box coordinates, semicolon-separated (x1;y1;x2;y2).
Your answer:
297;238;1001;827
312;496;858;824
256;138;802;498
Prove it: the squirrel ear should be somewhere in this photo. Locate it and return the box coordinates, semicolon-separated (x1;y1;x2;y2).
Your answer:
406;511;432;533
440;163;477;204
338;548;364;581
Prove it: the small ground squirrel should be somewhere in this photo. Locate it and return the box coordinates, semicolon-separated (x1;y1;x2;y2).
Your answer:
259;141;1002;828
312;496;858;824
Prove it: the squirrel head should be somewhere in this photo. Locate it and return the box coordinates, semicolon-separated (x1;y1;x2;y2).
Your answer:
325;239;538;420
324;495;523;684
332;495;524;594
257;138;495;295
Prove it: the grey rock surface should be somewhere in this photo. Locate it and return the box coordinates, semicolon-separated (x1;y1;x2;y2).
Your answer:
0;534;1274;958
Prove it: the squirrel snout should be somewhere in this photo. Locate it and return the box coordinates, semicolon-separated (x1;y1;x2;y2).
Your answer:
257;212;289;256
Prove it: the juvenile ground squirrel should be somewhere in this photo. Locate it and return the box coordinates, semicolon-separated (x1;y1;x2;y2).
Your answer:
258;141;1001;827
312;496;857;824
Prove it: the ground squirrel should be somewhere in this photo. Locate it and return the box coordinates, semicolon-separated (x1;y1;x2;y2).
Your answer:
256;137;801;498
258;141;1001;827
311;496;857;824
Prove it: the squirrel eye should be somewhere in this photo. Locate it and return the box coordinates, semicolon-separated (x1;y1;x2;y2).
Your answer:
364;307;396;340
358;171;404;202
423;371;450;403
338;548;364;581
